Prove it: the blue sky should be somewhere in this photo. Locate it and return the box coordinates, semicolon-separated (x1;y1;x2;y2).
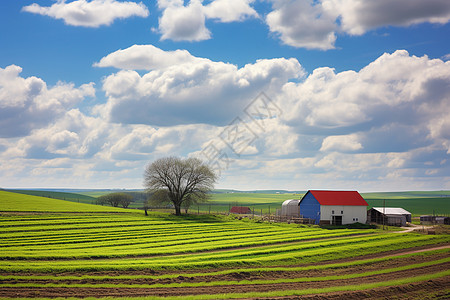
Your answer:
1;0;450;191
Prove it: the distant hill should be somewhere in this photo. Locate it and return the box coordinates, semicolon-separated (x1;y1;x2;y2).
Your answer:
0;190;123;212
6;189;97;205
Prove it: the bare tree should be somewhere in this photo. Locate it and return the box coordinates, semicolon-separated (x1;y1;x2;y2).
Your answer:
97;192;133;208
143;157;217;216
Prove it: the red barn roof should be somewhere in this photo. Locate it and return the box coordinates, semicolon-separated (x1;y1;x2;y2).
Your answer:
307;190;368;206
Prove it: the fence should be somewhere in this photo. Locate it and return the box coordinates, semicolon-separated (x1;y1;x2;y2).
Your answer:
144;203;316;224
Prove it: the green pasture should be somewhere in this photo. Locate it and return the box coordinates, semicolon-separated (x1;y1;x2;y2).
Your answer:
6;189;97;205
0;190;122;212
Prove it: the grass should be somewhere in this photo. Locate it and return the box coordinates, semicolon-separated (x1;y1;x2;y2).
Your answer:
5;189;97;205
1;191;449;299
0;191;122;212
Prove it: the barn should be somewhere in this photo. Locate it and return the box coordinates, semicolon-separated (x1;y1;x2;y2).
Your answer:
299;190;368;225
367;207;411;227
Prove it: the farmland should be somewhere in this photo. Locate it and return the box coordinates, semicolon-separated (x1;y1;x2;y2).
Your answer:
0;190;449;299
6;188;450;216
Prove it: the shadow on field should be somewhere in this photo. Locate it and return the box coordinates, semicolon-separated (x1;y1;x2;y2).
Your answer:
148;212;228;223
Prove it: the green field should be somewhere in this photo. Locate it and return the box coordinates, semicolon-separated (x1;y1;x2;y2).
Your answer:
6;189;97;205
0;190;121;212
5;189;449;215
0;191;449;299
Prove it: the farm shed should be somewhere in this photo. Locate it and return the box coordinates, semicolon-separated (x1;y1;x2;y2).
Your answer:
420;215;450;225
230;206;252;214
299;190;368;225
368;207;411;227
280;199;301;217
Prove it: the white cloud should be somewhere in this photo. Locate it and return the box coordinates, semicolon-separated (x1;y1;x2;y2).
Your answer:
203;0;258;23
0;65;95;138
97;52;304;126
266;0;450;49
320;134;362;152
2;51;450;191
323;0;450;35
156;0;258;41
158;0;211;41
280;50;450;138
22;0;149;27
260;50;450;190
93;44;207;70
266;0;336;50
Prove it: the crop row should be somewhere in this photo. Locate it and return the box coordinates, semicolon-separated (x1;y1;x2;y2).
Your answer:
2;258;448;289
0;212;233;230
1;234;447;272
0;229;360;252
0;221;330;245
0;220;317;238
0;230;368;260
0;228;312;248
1;248;447;281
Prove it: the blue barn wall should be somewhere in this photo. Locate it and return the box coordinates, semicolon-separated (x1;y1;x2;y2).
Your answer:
299;192;321;224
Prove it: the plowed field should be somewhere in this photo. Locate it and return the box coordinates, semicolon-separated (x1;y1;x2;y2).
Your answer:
0;191;449;299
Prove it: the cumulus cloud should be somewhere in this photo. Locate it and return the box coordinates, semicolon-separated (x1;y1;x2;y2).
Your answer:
158;0;210;41
266;0;450;49
0;65;95;138
323;0;450;35
266;0;337;50
281;50;450;135
320;134;362;152
22;0;149;27
93;44;207;70
262;50;450;190
97;50;304;126
2;51;450;191
203;0;258;23
156;0;257;41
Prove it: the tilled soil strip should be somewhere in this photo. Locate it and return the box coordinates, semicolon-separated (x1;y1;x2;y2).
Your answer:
2;252;448;285
0;262;448;298
239;278;449;300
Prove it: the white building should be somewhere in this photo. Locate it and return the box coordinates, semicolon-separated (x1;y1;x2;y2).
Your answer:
299;190;368;225
368;207;412;226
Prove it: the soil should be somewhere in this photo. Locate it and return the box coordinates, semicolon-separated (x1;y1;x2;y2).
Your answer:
0;245;449;299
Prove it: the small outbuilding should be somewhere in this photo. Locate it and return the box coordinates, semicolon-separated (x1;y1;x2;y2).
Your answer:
420;215;450;225
230;206;252;214
299;190;368;225
280;199;301;217
368;207;411;227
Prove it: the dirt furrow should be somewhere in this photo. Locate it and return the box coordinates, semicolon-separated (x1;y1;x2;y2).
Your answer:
0;263;448;298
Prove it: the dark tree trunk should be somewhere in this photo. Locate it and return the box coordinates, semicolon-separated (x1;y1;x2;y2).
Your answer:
175;204;182;216
144;207;148;216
